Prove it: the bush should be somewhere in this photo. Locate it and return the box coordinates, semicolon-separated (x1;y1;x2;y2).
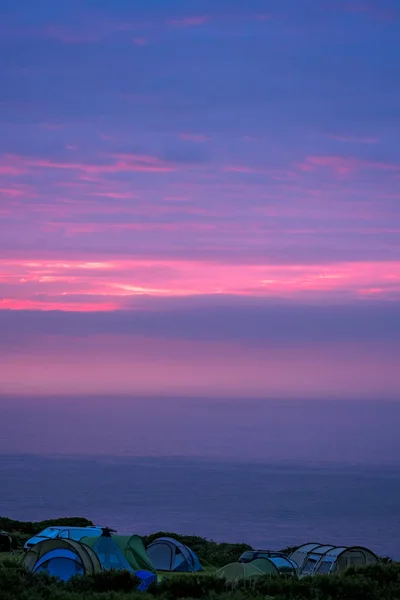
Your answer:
0;516;94;536
67;570;142;594
150;574;227;598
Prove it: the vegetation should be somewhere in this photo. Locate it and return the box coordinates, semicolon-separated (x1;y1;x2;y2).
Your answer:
0;517;397;599
1;560;400;600
0;516;94;535
0;516;94;549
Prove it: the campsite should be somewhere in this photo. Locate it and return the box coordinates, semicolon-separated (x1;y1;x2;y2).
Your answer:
1;516;399;600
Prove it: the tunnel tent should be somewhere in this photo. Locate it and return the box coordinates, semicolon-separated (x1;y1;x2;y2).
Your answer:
316;546;380;575
289;543;380;577
289;543;321;573
82;530;155;573
216;561;266;582
146;537;202;572
23;538;102;581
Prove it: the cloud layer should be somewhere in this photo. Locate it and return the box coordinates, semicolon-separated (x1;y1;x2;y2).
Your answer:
0;0;399;398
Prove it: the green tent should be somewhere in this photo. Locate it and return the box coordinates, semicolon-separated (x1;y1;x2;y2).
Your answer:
82;534;155;573
216;561;266;582
250;557;297;577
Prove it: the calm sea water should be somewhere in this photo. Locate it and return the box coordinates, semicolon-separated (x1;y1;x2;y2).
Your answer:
1;454;400;560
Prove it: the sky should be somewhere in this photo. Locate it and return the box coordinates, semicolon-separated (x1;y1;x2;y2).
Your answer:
0;0;400;414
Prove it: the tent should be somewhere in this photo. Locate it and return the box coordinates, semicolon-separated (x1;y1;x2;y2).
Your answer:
251;557;297;577
0;531;11;552
239;550;294;563
216;561;267;583
146;537;202;572
217;557;297;582
289;543;380;577
135;570;158;591
23;538;102;581
82;531;156;573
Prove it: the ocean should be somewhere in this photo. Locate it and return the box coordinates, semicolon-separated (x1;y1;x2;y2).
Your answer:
1;454;400;560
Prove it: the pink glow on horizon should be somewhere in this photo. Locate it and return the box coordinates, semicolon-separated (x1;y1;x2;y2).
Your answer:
1;334;399;398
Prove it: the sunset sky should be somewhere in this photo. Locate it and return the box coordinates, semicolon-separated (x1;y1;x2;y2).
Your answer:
1;0;400;404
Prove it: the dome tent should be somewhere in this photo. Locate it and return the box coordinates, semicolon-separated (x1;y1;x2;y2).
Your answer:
146;537;202;572
82;528;156;574
23;538;102;581
289;543;380;577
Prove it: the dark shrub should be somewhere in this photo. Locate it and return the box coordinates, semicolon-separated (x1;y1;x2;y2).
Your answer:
67;570;141;593
150;574;227;599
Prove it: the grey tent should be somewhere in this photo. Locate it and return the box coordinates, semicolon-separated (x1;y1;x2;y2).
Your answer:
289;543;379;577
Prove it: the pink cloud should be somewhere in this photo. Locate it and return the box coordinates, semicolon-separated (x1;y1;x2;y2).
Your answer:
224;165;267;174
133;37;148;46
241;135;260;142
5;152;176;175
296;155;400;176
0;162;27;176
1;257;400;311
88;191;137;199
0;187;26;197
297;156;358;175
0;298;117;312
254;14;271;21
179;132;210;143
328;133;378;144
39;123;64;131
168;16;209;26
43;20;137;44
43;25;100;44
223;165;297;180
343;1;398;20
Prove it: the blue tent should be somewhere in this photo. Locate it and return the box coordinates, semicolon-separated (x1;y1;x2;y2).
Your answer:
146;537;202;572
23;539;102;581
34;549;86;580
